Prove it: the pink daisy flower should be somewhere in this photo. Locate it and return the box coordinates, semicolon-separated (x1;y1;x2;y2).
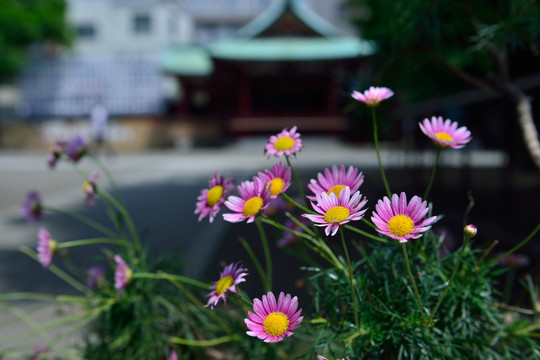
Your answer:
168;350;178;360
66;135;87;163
114;255;133;294
256;162;292;199
371;192;437;243
351;86;394;107
206;262;248;309
37;227;57;269
86;266;105;291
245;291;303;343
303;186;368;236
83;170;100;206
307;165;364;201
195;172;235;223
22;191;43;221
223;178;271;223
265;126;303;159
47;140;66;169
419;116;472;150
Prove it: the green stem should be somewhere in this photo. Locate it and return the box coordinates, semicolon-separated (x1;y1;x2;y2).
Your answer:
428;236;470;324
256;218;272;292
401;243;426;323
57;238;134;249
372;107;391;198
423;149;442;200
44;206;117;238
488;222;540;268
239;237;266;289
340;228;359;330
286;156;307;207
361;217;377;229
169;335;241;347
345;224;388;244
282;191;313;214
132;272;210;289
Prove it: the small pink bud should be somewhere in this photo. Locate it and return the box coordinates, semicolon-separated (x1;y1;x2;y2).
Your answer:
464;224;477;239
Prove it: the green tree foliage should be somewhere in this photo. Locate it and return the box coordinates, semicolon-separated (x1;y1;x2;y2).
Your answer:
0;0;71;80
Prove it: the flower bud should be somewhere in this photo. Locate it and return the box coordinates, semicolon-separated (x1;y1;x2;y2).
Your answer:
464;224;477;239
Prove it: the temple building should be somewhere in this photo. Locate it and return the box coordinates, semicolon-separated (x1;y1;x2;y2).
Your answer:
162;0;375;139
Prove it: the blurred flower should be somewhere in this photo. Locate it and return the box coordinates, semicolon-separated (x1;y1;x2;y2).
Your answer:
83;171;100;206
22;191;43;221
29;344;51;360
351;86;394;107
256;162;291;199
307;164;364;201
277;217;310;247
303;186;367;236
37;227;57;269
46;140;66;169
86;266;105;291
65;135;87;163
114;255;132;294
195;172;235;223
419;116;472;150
317;356;350;360
168;350;178;360
498;253;530;268
263;196;295;217
245;291;303;343
372;192;437;243
206;262;248;309
223;178;271;223
265;126;303;159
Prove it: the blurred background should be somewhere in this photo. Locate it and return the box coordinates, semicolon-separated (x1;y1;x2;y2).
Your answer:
0;0;539;342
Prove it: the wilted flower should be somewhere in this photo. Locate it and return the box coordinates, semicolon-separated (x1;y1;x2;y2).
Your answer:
223;178;271;223
83;171;100;206
195;172;235;223
22;191;43;221
372;192;437;243
256;162;292;199
86;266;105;291
114;255;132;294
46;140;66;169
65;135;87;163
265;126;303;159
37;227;57;269
307;165;364;201
206;262;248;309
245;291;303;343
351;86;394;107
303;186;368;236
419;116;472;150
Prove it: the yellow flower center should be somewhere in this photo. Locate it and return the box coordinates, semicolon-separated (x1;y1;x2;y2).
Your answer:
387;215;414;237
49;240;57;253
82;181;92;193
125;267;133;284
207;185;224;206
274;137;295;151
324;206;350;223
215;275;234;295
435;132;453;142
243;196;263;217
263;312;289;337
267;178;285;196
327;185;346;198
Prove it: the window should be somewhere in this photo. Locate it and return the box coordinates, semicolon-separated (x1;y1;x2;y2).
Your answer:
133;13;151;34
76;24;96;40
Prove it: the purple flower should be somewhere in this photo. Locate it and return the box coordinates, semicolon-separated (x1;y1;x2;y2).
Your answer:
277;217;310;247
223;178;271;223
351;86;394;107
307;165;364;202
46;140;66;169
206;262;248;309
256;162;292;199
265;126;303;159
371;192;437;243
83;170;100;206
66;136;87;163
195;172;235;223
22;191;43;221
168;350;178;360
114;255;132;294
37;227;57;269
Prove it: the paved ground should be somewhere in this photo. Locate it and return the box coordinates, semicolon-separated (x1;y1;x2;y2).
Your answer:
0;136;523;356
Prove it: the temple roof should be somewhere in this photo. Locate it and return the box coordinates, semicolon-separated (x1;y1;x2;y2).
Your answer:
161;0;375;76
